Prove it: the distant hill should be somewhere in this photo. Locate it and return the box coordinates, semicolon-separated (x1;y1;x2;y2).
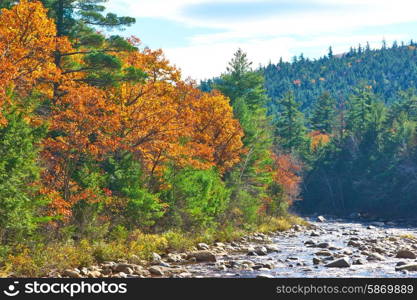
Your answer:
263;41;417;112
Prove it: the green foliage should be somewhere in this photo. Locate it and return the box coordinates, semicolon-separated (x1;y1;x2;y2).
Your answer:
310;91;336;133
263;40;417;111
274;91;308;153
0;108;46;243
104;153;165;229
213;49;286;224
161;168;231;229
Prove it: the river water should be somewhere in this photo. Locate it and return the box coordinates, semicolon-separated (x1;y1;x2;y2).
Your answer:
184;217;417;278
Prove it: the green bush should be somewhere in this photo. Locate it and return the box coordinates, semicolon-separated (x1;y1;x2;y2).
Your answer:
0;109;46;244
161;168;231;229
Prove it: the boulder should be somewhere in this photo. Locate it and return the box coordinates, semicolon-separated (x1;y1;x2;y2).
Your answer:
63;269;81;278
316;242;330;248
317;216;326;222
366;253;385;261
255;246;268;256
395;264;417;272
148;266;165;276
325;258;351;268
187;251;217;262
315;250;332;257
396;249;416;259
256;274;273;278
265;244;280;253
87;271;102;278
197;243;210;250
114;263;135;273
352;259;365;265
151;252;162;263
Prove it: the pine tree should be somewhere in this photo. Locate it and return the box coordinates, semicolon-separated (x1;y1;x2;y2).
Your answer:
0;108;47;243
215;49;275;223
275;91;308;152
310;91;336;133
42;0;142;91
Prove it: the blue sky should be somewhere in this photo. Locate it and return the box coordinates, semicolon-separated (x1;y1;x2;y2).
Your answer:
106;0;417;80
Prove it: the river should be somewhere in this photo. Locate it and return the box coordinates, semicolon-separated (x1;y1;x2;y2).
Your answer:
181;217;417;278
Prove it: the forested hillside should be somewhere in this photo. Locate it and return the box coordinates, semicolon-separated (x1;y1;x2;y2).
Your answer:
202;40;417;219
263;41;417;112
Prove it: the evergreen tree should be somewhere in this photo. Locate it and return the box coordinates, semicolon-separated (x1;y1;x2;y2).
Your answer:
275;91;308;152
42;0;143;91
310;91;336;133
215;49;276;224
0;108;46;243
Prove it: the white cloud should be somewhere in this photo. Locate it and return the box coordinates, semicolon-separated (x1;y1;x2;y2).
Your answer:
165;33;409;80
107;0;417;79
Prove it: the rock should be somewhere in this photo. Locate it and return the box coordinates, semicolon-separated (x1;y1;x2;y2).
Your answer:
396;249;416;259
396;261;407;267
348;240;361;247
176;272;193;278
262;262;275;269
315;250;333;257
256;274;273;278
367;253;385;261
353;259;365;265
134;269;151;277
214;242;225;248
310;231;320;237
258;268;270;272
63;269;81;278
166;253;182;263
87;271;102;278
247;251;258;256
80;267;88;276
293;225;302;231
239;260;255;267
367;225;376;230
101;268;112;276
325;258;351;268
265;244;280;253
255;246;268;256
129;254;145;265
187;251;217;262
317;216;326;222
317;242;330;248
395;264;417;272
372;247;386;254
313;257;321;265
151;252;162;263
197;243;210;250
343;249;353;255
148;266;164;276
304;240;315;246
114;263;135;273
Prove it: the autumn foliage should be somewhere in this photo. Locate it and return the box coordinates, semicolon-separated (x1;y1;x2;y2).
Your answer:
273;154;302;204
0;1;296;236
309;130;330;151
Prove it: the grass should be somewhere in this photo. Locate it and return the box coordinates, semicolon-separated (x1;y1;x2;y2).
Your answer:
399;233;416;240
0;215;306;277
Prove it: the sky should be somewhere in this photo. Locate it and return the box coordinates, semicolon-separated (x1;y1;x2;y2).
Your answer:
106;0;417;80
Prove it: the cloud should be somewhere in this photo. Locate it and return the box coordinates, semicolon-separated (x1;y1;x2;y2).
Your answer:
107;0;417;79
165;33;410;80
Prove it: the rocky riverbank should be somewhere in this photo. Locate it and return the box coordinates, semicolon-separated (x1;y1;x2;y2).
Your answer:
43;216;417;278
